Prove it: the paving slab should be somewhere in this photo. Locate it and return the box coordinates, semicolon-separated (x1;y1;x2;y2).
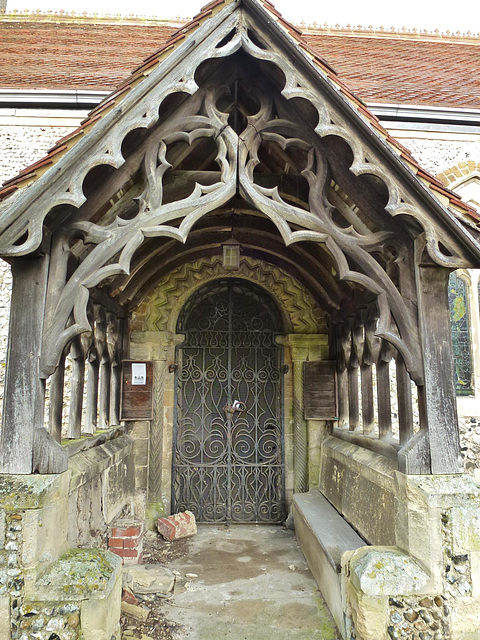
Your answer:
153;524;340;640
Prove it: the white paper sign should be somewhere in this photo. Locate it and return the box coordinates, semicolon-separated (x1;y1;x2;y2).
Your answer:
132;362;147;386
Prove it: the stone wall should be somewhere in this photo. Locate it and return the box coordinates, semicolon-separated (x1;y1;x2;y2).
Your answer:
0;125;73;185
0;429;135;639
396;135;480;177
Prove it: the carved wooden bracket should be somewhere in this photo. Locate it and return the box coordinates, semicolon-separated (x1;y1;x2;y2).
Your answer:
0;9;466;381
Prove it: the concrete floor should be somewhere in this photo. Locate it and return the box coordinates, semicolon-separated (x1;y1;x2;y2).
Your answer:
158;524;340;640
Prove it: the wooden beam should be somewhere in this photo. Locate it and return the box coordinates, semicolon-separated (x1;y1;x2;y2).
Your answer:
416;264;461;473
0;256;49;473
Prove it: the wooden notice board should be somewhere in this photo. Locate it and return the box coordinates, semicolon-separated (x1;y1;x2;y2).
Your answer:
120;361;153;421
303;360;337;420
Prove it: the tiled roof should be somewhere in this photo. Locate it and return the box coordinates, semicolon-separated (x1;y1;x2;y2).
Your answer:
0;0;478;225
1;13;480;108
305;31;480;109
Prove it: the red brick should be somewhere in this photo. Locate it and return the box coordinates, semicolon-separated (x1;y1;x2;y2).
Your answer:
122;587;139;605
157;511;197;541
110;525;143;538
108;537;124;548
123;551;143;566
124;536;143;549
110;547;139;558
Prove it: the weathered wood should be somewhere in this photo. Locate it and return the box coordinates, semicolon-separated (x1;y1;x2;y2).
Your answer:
107;313;122;426
0;256;49;473
376;360;392;440
120;361;154;420
396;356;414;446
348;367;359;431
333;428;400;460
48;352;65;443
110;361;121;426
360;364;374;434
303;360;337;420
84;350;99;435
397;429;431;474
33;428;68;474
416;265;461;473
68;341;85;439
336;367;349;429
98;358;111;430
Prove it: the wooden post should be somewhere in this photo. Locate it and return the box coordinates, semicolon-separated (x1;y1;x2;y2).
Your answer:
0;256;49;473
376;359;392;439
361;363;374;434
396;356;414;445
337;367;349;428
84;348;99;435
48;352;65;442
348;367;359;431
417;265;461;473
68;339;86;439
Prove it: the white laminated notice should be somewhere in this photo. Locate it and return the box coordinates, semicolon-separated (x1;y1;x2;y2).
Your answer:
132;362;147;385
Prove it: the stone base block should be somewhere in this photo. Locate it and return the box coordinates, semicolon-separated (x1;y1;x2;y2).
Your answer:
157;511;196;541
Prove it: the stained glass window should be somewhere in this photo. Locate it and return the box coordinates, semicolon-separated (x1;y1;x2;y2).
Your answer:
449;273;473;395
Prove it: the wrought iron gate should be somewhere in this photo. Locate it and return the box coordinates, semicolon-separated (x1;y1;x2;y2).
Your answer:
173;279;285;523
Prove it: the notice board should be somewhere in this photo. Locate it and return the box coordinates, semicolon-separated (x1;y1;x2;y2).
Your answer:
303;360;337;420
120;360;153;420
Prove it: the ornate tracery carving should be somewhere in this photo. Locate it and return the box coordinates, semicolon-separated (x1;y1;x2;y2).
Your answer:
131;256;325;335
0;6;474;391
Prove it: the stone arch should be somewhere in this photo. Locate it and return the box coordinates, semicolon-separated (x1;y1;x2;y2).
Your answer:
437;162;480;212
131;255;325;335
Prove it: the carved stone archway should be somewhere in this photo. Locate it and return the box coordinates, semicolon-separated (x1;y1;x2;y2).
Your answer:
131;255;325;334
129;255;328;517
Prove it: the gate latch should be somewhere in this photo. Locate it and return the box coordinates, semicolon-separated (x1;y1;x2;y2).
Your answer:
223;400;246;415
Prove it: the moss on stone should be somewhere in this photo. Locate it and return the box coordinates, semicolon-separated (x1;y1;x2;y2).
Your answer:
36;548;121;600
0;475;62;510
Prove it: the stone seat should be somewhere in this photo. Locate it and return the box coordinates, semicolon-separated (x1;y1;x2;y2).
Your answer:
293;489;366;635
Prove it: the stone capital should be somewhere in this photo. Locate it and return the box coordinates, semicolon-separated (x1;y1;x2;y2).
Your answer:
285;334;328;362
129;331;177;361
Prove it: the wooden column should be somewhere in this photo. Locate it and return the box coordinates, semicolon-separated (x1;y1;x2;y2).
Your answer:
48;352;66;442
396;356;414;445
0;256;49;473
417;265;461;474
68;338;86;439
376;358;392;439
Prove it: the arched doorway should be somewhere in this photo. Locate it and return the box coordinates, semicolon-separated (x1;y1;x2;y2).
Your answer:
172;278;285;523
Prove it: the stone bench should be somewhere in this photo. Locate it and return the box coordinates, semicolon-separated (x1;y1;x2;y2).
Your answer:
293;489;366;635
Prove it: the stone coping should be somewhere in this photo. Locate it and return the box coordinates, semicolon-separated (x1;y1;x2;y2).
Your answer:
62;425;126;457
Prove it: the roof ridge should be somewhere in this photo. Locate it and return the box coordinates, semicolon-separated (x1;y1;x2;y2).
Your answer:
2;9;480;42
298;23;480;43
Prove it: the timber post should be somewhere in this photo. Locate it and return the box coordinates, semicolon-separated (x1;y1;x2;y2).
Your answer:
417;264;461;474
0;256;49;473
